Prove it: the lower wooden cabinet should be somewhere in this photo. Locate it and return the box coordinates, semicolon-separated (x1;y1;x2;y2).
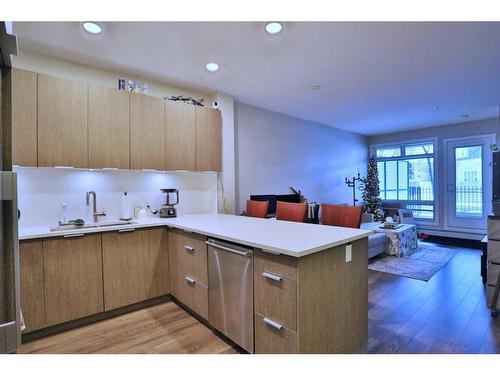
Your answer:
42;234;104;326
254;313;297;354
102;228;169;311
173;272;208;319
19;240;45;333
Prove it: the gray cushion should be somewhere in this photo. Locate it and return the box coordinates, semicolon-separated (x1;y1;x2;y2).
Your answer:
368;233;387;247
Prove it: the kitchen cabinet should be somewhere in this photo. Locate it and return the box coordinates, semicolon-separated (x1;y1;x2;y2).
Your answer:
253;238;368;354
88;85;130;169
42;234;103;326
102;228;169;311
169;229;208;319
19;240;45;333
165;101;196;171
130;94;166;170
37;74;88;168
11;68;38;167
195;106;222;172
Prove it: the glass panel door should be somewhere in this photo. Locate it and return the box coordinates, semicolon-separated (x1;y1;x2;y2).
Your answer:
445;136;493;231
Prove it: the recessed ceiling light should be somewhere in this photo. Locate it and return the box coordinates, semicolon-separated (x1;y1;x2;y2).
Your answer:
82;22;103;35
206;62;220;72
265;22;283;35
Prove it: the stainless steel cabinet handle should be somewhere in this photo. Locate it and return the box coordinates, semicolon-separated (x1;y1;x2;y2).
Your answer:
63;233;84;238
262;272;282;282
205;241;252;257
184;245;194;252
118;228;135;233
263;317;283;330
185;276;196;285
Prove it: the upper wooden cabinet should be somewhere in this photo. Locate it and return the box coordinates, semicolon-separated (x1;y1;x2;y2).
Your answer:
11;69;38;167
130;94;165;170
195;107;222;172
165;101;196;171
88;85;130;169
37;74;88;168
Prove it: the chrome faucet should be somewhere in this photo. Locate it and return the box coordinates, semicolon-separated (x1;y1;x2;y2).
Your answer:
85;191;106;223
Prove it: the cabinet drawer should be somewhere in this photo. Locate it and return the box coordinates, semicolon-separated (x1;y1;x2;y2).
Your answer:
254;269;297;331
174;272;208;319
255;250;297;281
175;231;208;286
488;263;500;285
487;285;500;310
254;313;297;354
488;240;500;264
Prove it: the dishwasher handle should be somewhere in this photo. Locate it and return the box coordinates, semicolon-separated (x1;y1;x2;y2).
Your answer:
205;240;252;257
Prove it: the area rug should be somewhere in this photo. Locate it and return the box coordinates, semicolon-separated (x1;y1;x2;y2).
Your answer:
368;243;458;281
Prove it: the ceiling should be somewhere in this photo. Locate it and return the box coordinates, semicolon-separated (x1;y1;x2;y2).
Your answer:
12;21;500;136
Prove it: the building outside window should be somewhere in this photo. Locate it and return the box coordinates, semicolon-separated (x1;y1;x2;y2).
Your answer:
372;140;436;222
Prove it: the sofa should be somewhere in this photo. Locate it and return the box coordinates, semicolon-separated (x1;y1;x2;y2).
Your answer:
362;213;388;259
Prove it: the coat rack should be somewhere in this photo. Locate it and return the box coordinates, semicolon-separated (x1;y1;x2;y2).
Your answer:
345;173;362;206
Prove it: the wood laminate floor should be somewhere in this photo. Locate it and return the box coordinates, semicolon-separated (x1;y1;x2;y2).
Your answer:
20;245;500;354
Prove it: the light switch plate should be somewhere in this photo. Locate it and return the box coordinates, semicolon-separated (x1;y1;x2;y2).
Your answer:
345;244;352;262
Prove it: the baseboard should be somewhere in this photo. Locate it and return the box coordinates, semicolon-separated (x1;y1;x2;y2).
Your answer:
418;228;485;241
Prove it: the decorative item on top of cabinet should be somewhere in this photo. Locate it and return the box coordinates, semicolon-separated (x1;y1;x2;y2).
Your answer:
88;85;130;169
37;74;88;168
42;233;103;326
19;240;45;333
130;93;166;171
102;228;169;311
11;68;38;167
165;101;196;171
195;106;222;172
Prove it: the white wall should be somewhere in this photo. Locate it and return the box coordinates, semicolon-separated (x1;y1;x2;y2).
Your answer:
235;103;368;213
12;51;214;103
16;167;217;228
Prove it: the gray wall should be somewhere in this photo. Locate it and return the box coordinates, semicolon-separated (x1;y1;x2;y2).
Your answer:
369;117;499;233
235;102;368;213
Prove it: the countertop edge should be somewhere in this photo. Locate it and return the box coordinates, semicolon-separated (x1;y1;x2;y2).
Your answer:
19;218;373;258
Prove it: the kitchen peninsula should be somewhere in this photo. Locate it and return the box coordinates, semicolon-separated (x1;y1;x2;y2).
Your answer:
19;213;372;353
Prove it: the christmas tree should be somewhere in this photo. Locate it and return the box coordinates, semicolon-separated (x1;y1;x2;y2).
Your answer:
362;157;383;222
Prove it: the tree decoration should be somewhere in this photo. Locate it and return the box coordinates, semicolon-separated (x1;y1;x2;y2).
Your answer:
361;157;383;222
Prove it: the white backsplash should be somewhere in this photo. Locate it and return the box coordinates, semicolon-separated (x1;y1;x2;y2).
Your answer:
15;167;218;228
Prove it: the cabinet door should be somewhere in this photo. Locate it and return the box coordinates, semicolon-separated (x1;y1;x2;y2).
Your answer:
102;228;169;311
43;234;103;326
38;74;88;168
147;227;170;298
19;240;45;333
88;85;130;169
43;234;104;326
195;107;222;172
165;101;196;171
12;69;38;167
130;94;165;170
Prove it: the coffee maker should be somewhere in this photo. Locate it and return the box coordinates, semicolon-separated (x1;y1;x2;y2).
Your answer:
160;188;179;218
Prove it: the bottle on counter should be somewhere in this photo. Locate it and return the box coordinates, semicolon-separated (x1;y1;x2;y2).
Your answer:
120;192;132;221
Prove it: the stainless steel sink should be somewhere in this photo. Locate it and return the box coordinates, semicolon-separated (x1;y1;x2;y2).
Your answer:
50;220;136;232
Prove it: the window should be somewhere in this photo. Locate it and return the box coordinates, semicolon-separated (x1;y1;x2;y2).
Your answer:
373;140;436;222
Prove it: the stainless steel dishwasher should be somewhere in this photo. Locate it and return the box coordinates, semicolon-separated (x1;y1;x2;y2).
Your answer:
206;238;254;353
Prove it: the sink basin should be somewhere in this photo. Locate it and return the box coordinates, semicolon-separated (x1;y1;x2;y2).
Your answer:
50;220;136;232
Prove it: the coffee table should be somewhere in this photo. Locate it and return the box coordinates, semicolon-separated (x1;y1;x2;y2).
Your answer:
360;222;418;257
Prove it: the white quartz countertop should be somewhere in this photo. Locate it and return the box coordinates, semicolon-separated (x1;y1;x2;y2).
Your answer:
19;213;373;257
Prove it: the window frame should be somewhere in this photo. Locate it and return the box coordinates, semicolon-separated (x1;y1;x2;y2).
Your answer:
370;137;439;226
